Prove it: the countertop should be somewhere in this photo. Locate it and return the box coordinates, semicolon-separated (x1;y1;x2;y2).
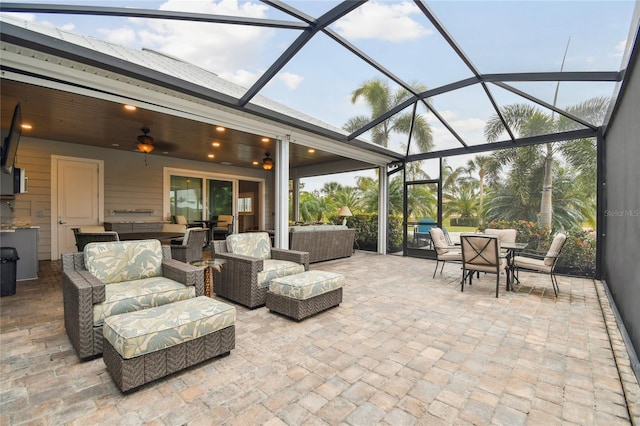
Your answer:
0;226;41;232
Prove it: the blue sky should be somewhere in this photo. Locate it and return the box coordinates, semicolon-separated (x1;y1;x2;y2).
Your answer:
3;0;637;191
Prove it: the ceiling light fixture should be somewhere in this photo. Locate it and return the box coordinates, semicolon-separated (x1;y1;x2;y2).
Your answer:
212;142;220;147
216;126;225;132
207;154;215;158
136;127;154;165
124;104;137;111
261;137;269;142
262;152;274;170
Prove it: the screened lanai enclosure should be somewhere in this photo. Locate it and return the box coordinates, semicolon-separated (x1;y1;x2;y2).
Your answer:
1;0;639;382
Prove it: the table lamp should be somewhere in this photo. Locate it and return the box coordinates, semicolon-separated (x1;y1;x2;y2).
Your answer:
337;206;352;226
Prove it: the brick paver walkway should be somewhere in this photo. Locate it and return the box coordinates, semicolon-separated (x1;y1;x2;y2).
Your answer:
1;252;638;425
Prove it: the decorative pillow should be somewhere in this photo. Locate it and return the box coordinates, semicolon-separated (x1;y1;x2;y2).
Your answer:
84;239;163;284
226;232;272;260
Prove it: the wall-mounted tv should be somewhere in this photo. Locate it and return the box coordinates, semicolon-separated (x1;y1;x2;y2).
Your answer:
1;103;22;174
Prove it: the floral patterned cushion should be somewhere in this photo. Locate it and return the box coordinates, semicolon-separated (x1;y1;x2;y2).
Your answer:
257;259;305;288
84;239;163;284
269;270;344;300
92;276;196;326
226;232;272;260
103;296;236;359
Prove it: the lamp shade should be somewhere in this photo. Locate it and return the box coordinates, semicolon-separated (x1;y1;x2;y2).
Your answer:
337;206;352;217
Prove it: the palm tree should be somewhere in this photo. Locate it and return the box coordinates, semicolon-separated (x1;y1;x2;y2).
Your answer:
444;181;479;221
465;155;494;226
484;96;607;228
344;78;433;153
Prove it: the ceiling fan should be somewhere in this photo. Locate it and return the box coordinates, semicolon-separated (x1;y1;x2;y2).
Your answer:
136;127;155;153
136;126;177;154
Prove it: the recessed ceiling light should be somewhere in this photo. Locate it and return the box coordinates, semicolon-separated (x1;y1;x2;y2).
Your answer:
124;104;137;111
207;154;215;158
261;137;269;142
216;126;225;132
212;142;220;147
308;148;315;153
21;124;32;130
252;161;259;166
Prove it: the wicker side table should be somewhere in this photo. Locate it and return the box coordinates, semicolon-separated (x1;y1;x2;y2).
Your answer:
191;259;225;297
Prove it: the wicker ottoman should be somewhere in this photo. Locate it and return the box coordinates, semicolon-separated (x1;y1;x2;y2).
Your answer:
266;270;344;321
103;296;236;392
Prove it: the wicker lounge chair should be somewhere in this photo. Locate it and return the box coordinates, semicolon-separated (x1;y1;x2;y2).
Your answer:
212;232;309;308
62;239;204;360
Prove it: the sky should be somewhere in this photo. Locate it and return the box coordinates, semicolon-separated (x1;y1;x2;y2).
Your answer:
2;0;637;192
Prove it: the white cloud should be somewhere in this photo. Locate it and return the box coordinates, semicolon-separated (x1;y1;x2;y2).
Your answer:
610;39;627;58
278;72;303;90
425;110;487;146
334;1;431;41
124;0;274;76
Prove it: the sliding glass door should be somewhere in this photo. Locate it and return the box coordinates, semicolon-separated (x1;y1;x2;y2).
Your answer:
166;168;264;233
208;179;233;219
169;175;203;223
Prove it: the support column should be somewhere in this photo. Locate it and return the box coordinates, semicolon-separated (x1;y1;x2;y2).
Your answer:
378;165;388;254
292;177;300;223
274;136;290;249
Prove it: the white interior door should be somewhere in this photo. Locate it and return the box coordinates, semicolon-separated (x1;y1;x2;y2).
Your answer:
53;157;103;258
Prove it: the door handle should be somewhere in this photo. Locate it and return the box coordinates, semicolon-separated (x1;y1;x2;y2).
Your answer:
58;220;67;224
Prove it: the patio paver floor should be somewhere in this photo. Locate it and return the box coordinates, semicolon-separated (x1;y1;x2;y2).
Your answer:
0;251;638;425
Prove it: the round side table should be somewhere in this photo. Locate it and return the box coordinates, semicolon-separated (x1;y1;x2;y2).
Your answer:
190;258;225;297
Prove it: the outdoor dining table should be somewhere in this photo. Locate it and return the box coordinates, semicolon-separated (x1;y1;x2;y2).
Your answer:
117;232;185;242
501;241;528;290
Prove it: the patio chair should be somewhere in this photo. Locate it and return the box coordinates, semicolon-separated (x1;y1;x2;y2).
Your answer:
429;227;462;278
513;233;567;296
73;228;119;252
161;223;187;244
212;232;309;308
170;227;208;263
172;215;188;225
212;214;234;240
485;228;517;255
460;233;509;298
414;218;436;248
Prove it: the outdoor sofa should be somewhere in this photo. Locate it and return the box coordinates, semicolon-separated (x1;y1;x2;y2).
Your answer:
289;224;355;263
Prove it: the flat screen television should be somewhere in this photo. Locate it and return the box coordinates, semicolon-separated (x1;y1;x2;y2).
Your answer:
1;103;22;174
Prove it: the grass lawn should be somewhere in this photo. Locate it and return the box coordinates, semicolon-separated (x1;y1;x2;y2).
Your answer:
442;218;477;233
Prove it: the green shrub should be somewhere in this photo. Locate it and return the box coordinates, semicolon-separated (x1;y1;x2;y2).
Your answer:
555;227;596;276
329;213;403;253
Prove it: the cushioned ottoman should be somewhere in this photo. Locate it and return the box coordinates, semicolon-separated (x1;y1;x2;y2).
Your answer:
266;270;344;321
103;296;236;392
